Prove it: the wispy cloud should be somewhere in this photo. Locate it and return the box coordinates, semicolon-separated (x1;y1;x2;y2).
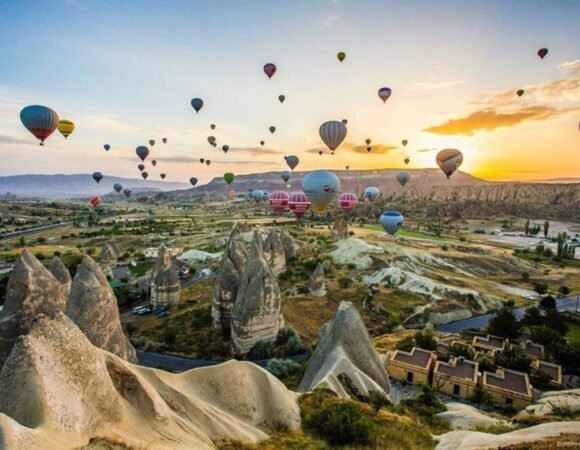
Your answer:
559;60;580;76
424;106;579;136
0;135;30;145
230;146;283;156
210;160;275;166
408;80;462;91
305;142;397;155
417;148;436;153
322;14;340;27
77;114;144;132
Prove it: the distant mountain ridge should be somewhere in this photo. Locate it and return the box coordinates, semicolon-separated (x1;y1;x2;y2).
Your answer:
0;174;190;198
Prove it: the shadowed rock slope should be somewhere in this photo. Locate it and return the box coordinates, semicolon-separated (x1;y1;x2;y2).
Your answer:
0;313;301;449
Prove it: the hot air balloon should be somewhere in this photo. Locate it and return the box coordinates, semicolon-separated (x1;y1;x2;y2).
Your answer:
285;155;299;170
278;95;285;103
138;195;148;203
136;146;149;161
149;139;155;146
251;189;264;203
123;188;132;198
337;51;346;62
367;146;372;153
517;89;524;97
92;172;103;184
260;140;265;146
365;138;371;145
224;172;235;185
269;126;276;134
89;196;101;208
200;158;205;164
191;98;204;113
228;191;236;200
402;139;408;146
160;173;166;180
364;187;380;202
397;171;410;186
338;192;358;215
189;177;198;186
345;165;350;170
379;210;404;235
57;119;75;139
207;136;216;146
436;149;463;179
113;183;123;193
288;192;311;219
319;120;347;151
262;191;270;202
342;119;348;125
20;105;59;145
303;170;340;213
537;48;548;59
222;144;230;154
103;144;110;151
142;171;149;180
162;137;167;144
281;170;291;183
151;160;157;167
210;123;216;130
205;160;211;166
404;157;410;165
263;63;277;79
138;164;145;172
318;151;323;156
378;87;392;103
269;191;290;213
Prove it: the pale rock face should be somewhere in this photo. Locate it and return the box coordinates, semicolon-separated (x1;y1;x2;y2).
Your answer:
308;262;327;297
99;242;117;266
298;301;391;400
0;313;301;450
330;217;349;240
0;250;67;369
519;388;580;417
279;228;298;261
436;403;505;430
66;256;137;363
151;245;181;308
212;226;249;333
45;256;72;297
263;229;286;276
231;232;284;356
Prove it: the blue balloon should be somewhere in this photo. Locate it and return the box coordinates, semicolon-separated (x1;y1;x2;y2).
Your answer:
103;144;111;151
20;105;59;145
364;187;380;201
113;183;122;193
251;189;264;203
379;210;404;235
191;98;204;113
92;171;103;184
302;170;340;213
262;191;270;201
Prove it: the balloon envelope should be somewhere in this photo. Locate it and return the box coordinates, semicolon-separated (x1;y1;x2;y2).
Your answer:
191;98;204;113
113;183;123;193
208;136;216;145
378;87;392;103
288;192;311;219
103;144;110;151
302;170;341;213
436;149;463;178
149;139;155;146
224;172;235;185
397;171;410;186
269;126;276;134
338;192;358;215
89;196;101;208
402;139;408;146
57;119;75;139
92;172;103;184
142;171;148;179
136;146;149;161
162;137;167;144
517;89;524;97
189;177;198;186
160;173;166;179
364;186;380;201
210;124;216;130
278;94;285;103
281;170;291;183
222;144;230;154
260;140;265;146
269;191;290;213
251;189;264;203
138;164;145;172
263;63;277;79
404;157;410;165
379;210;404;235
337;51;346;62
151;160;157;167
20;105;59;145
319;120;347;151
537;48;548;59
123;188;132;198
285;155;299;170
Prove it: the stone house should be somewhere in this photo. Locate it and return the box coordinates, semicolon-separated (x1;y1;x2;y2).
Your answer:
388;347;435;385
531;359;563;388
472;334;507;357
481;368;533;409
519;340;544;361
433;356;479;399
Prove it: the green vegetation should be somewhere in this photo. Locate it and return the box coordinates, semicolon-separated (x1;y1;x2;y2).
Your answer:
128;261;154;277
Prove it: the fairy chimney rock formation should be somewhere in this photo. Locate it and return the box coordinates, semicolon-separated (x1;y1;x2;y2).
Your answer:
263;229;286;276
212;225;248;333
66;256;137;363
308;262;327;297
0;250;67;369
45;256;72;296
280;228;298;261
231;232;284;356
331;217;349;240
298;301;391;401
100;242;118;266
150;245;181;308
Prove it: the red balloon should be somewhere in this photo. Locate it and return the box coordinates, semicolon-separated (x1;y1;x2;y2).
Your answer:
263;63;277;79
142;171;148;180
338;193;358;215
537;48;548;59
288;192;311;219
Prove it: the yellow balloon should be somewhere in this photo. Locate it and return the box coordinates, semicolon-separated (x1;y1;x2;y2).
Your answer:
57;119;75;139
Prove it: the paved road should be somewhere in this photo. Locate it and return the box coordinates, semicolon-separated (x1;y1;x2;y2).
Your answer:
0;221;74;241
137;350;309;372
436;296;580;333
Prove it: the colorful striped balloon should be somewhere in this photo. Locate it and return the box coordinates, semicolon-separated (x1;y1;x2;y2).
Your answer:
269;191;290;213
57;119;75;139
288;192;311;219
338;192;358;215
319;120;347;151
20;105;59;145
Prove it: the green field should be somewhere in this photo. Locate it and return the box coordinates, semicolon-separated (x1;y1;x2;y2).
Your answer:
565;320;580;346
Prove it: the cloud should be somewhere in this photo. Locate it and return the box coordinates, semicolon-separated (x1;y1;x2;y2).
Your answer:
423;106;579;135
559;60;580;76
0;135;30;145
230;146;283;156
210;160;275;166
408;80;462;91
78;114;143;132
305;142;397;155
417;148;436;153
322;14;340;27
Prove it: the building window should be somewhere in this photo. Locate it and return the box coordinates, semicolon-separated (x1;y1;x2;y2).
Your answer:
407;371;414;383
453;384;460;396
505;397;513;405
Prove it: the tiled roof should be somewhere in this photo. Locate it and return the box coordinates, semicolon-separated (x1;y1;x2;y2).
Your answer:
473;335;505;350
392;348;433;369
484;369;530;396
521;341;543;359
535;360;561;381
436;357;477;381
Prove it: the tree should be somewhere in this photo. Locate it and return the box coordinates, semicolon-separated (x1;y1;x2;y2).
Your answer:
495;345;531;373
414;328;437;351
449;342;475;360
487;307;521;340
520;306;544;328
534;282;548;296
396;336;415;352
543;221;550;238
559;286;570;296
468;386;493;408
525;219;530;236
539;295;556;310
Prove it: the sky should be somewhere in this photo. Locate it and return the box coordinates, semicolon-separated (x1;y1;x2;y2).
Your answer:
0;0;579;184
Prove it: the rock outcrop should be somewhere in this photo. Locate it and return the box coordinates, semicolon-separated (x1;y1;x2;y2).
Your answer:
212;225;249;333
435;421;580;450
45;256;72;296
308;262;327;297
66;256;137;363
436;403;505;430
519;388;580;417
330;217;349;240
99;242;117;266
0;250;67;369
150;245;181;308
0;313;301;450
280;228;298;261
298;301;391;400
263;229;286;276
231;232;284;356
